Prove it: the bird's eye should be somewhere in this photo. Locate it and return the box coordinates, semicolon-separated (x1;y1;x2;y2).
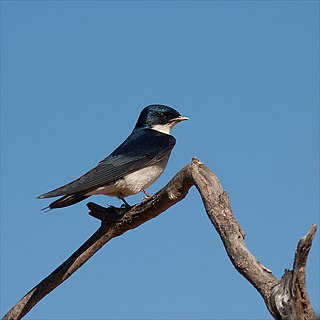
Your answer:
158;112;170;119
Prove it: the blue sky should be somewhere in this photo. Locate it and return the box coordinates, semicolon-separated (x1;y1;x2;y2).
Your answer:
1;1;319;319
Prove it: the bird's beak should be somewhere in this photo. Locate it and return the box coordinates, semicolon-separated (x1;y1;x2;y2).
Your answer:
171;115;190;122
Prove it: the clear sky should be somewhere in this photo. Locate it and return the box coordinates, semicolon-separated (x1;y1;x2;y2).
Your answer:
1;1;319;319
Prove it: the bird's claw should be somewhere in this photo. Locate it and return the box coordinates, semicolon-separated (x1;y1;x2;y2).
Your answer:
141;190;153;202
143;189;152;197
120;203;131;209
119;197;132;209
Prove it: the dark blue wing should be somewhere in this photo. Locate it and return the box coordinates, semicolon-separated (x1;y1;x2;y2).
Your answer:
38;129;176;198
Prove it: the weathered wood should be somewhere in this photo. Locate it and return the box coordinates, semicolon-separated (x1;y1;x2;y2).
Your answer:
2;158;317;320
190;160;280;312
3;165;193;320
269;225;317;320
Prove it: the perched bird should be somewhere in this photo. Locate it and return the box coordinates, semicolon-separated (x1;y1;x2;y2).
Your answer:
38;104;189;209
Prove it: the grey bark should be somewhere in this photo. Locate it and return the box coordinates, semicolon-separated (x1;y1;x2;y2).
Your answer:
2;158;317;320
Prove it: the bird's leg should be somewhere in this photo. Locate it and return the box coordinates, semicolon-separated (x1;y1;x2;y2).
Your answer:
142;189;152;197
120;197;131;208
141;189;152;201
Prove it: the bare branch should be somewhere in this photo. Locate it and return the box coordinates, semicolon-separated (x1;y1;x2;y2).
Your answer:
269;225;317;320
2;158;317;320
189;160;279;304
189;159;317;320
3;165;193;320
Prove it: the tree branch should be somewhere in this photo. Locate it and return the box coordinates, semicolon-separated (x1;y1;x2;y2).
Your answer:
3;164;194;320
3;158;317;320
269;225;317;319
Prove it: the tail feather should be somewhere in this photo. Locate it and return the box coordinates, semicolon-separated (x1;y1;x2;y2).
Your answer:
46;194;90;209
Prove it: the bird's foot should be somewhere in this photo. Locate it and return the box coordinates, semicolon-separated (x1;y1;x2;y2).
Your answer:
142;190;153;201
142;189;152;197
120;197;132;209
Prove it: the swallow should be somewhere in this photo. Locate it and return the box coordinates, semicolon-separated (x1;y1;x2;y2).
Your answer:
38;104;189;209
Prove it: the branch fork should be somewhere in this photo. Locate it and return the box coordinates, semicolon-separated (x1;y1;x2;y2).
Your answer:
3;158;317;320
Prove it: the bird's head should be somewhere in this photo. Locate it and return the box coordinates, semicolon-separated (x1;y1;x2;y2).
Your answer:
135;104;189;134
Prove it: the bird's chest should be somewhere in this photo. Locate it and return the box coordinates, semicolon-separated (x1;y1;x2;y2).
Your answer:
89;159;168;198
120;162;166;196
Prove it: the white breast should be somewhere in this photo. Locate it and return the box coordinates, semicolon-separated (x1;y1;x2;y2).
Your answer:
86;158;168;198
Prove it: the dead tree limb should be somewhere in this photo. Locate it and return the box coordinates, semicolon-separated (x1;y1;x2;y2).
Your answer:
2;158;317;320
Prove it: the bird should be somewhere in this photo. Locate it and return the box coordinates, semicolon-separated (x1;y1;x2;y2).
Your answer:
38;104;189;210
